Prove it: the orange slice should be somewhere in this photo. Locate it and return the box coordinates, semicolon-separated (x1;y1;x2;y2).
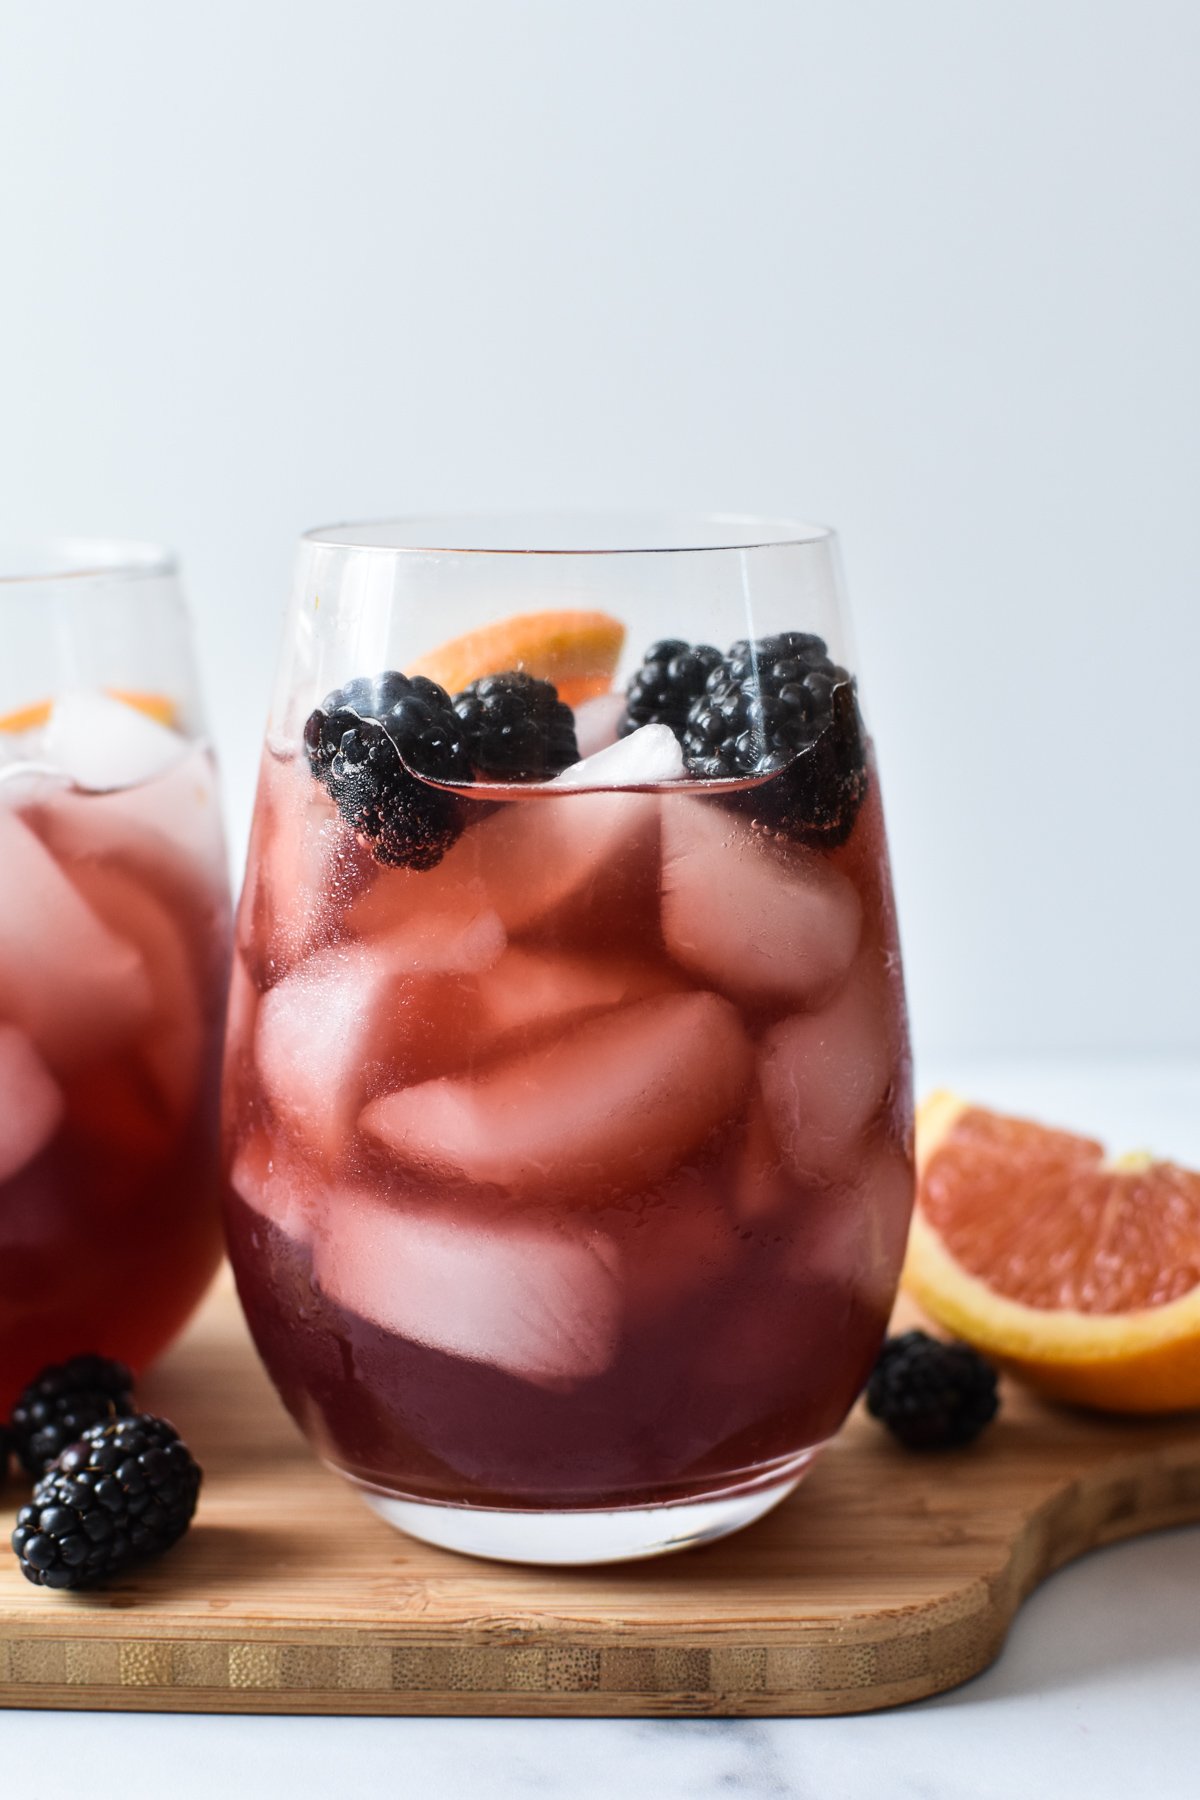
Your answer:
408;610;626;708
903;1091;1200;1412
108;689;178;728
0;690;178;733
0;699;54;734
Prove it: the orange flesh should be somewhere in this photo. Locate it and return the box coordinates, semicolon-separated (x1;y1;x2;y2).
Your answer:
0;690;178;732
407;609;626;706
922;1108;1200;1314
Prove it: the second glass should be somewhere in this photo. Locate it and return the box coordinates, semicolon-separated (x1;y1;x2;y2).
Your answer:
0;541;230;1409
223;513;914;1563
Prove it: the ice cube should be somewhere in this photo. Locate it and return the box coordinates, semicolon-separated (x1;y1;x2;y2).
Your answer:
69;861;204;1119
0;1024;64;1184
0;809;153;1070
851;1140;915;1313
312;1198;621;1389
454;789;661;935
374;878;505;975
0;761;70;808
239;754;375;985
228;1130;320;1245
255;942;476;1162
551;722;684;788
779;1139;913;1319
573;691;627;759
361;990;753;1198
472;944;682;1047
660;796;862;1008
732;1091;796;1223
37;744;227;898
43;691;188;792
758;956;895;1183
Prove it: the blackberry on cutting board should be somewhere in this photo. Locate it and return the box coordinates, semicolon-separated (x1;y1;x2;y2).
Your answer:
11;1354;136;1478
682;632;868;847
453;670;579;778
11;1415;202;1590
866;1330;999;1451
304;671;472;871
620;639;725;736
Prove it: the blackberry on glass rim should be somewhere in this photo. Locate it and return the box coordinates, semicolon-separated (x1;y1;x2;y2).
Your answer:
224;512;914;1567
621;628;868;847
303;670;471;870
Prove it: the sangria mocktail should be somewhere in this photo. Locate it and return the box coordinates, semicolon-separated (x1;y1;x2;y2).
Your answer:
223;514;914;1561
0;547;230;1409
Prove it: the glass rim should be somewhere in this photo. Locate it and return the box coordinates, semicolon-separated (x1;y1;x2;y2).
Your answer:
0;538;178;587
300;510;836;557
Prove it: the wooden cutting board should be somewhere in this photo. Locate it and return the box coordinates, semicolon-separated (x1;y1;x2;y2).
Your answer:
1;1273;1197;1717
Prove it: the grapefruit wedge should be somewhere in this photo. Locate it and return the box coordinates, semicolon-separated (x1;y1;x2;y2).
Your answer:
904;1091;1200;1412
407;610;625;707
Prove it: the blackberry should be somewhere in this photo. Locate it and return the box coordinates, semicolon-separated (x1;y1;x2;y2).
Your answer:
866;1330;999;1451
453;671;579;778
620;639;725;736
681;632;868;847
12;1415;201;1590
0;1424;12;1490
11;1354;135;1479
304;671;472;871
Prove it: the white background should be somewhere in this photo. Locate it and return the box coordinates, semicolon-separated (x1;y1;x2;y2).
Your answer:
1;0;1197;1062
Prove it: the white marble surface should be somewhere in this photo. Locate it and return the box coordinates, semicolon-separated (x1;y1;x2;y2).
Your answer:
5;1059;1199;1798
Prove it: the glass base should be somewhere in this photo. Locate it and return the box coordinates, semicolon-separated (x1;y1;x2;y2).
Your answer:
349;1451;823;1566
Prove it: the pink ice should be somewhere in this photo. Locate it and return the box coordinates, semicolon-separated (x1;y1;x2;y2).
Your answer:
68;860;204;1120
361;990;753;1198
758;954;895;1184
228;1131;319;1245
660;797;862;1008
448;788;661;936
38;744;227;898
312;1197;622;1389
471;944;682;1048
255;941;477;1163
0;808;153;1071
0;1025;64;1184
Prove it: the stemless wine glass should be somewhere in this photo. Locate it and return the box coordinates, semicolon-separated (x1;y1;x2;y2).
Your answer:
224;512;913;1564
0;541;231;1410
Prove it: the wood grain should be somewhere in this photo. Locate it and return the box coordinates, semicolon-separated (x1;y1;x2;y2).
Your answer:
1;1274;1197;1716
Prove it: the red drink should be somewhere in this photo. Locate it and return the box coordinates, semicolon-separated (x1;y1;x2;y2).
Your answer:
225;742;912;1513
226;514;914;1562
0;702;231;1409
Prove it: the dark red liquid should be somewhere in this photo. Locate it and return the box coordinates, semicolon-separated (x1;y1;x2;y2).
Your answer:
0;750;230;1411
223;749;912;1510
